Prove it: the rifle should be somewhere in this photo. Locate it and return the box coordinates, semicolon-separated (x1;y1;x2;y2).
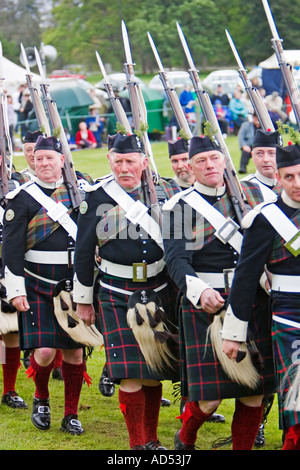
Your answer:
20;43;51;136
121;20;159;211
262;0;300;128
95;51;132;134
176;22;247;224
147;32;193;141
34;47;82;210
225;30;275;132
0;42;11;202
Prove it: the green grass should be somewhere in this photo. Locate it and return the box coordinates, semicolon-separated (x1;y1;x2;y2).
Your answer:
4;136;284;451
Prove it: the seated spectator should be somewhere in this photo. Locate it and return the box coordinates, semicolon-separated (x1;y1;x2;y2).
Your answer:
213;99;228;136
179;84;196;123
265;91;288;127
86;105;105;148
211;84;230;106
75;120;97;149
229;88;249;133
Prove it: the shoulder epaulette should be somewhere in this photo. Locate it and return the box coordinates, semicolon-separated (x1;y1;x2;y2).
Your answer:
83;174;114;193
242;200;275;229
162;186;194;211
5;180;35;200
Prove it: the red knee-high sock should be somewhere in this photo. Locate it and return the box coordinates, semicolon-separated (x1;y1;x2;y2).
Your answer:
2;347;21;395
53;349;63;370
178;401;214;446
282;424;300;450
119;388;145;448
143;383;162;443
61;360;85;417
27;353;54;399
231;400;264;450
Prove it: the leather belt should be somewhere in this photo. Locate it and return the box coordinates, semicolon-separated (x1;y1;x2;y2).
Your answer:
271;274;300;293
100;258;165;281
25;250;69;265
195;269;235;289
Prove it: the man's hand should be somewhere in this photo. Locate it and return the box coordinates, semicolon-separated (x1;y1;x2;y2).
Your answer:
76;303;95;327
222;339;241;361
200;288;225;314
11;295;30;312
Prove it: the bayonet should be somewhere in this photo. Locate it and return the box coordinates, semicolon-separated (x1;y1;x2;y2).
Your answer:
0;42;10;195
262;0;300;128
34;47;81;209
225;29;275;131
148;32;192;140
121;21;159;183
21;44;51;136
95;51;131;134
176;22;247;224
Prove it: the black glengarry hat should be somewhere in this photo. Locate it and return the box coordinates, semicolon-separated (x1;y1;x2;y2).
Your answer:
276;143;300;169
252;129;279;148
23;130;44;144
168;138;189;158
189;135;221;159
34;135;63;154
108;133;144;154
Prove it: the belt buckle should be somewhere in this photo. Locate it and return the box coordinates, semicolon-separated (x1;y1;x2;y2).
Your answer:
215;218;239;245
284;231;300;257
223;268;235;293
133;262;147;282
68;247;74;268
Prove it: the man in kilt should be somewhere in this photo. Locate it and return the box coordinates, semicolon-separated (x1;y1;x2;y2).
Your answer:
240;128;282;447
2;135;88;435
73;132;180;450
223;141;300;450
162;135;277;450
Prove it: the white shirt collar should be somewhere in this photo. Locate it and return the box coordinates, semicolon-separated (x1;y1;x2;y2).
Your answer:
35;177;64;189
282;190;300;209
254;170;277;187
194;180;226;197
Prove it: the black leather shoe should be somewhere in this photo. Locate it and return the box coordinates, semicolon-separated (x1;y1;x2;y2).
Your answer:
174;429;195;450
207;412;225;423
145;440;167;450
31;397;50;430
98;366;115;397
52;367;63;381
161;397;171;407
2;391;28;409
60;414;84;435
131;445;146;450
254;424;265;447
238;168;247;174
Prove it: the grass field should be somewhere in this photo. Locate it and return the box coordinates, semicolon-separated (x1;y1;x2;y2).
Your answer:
2;135;284;452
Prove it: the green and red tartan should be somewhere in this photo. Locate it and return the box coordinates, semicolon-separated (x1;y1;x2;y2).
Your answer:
20;264;82;350
180;289;276;402
271;292;300;430
97;271;179;382
25;185;73;251
269;208;300;265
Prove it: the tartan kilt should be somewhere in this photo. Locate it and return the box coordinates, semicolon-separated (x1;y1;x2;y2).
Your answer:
271;292;300;430
97;270;180;382
19;262;84;350
180;287;276;402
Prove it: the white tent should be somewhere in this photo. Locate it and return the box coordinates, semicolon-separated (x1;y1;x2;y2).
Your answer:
259;50;300;69
2;56;40;95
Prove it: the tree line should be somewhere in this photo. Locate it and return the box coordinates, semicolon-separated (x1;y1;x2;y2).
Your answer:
1;0;300;75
